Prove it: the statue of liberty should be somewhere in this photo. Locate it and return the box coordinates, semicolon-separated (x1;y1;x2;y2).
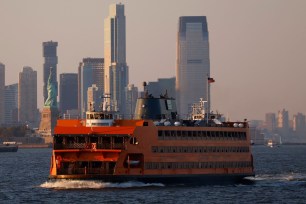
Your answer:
44;67;57;108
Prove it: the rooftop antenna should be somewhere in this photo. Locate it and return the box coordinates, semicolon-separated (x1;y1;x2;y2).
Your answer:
143;81;148;98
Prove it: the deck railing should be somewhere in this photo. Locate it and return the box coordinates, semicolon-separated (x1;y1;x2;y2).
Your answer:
54;142;126;150
57;167;113;175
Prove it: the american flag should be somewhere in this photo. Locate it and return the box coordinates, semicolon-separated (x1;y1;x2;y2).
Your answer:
208;77;215;83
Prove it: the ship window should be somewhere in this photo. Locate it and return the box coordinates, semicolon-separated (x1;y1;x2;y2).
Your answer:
177;131;181;137
165;131;170;137
124;154;143;168
129;137;138;145
152;146;158;153
228;132;233;139
171;131;176;137
188;131;192;137
211;131;216;138
76;136;85;143
158;130;163;137
143;122;148;126
55;136;63;144
215;131;220;137
223;132;228;138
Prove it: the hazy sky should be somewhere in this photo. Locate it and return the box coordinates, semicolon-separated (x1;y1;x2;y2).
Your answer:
1;0;306;121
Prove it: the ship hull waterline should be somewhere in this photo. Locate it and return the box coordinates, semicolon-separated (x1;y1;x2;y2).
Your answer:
49;173;255;185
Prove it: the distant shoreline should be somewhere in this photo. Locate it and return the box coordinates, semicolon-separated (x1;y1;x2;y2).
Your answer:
19;144;52;148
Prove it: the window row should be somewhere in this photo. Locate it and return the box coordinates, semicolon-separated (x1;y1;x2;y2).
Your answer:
158;130;247;140
151;146;250;153
145;161;253;170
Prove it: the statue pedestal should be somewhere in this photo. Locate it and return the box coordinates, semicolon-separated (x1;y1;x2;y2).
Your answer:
39;106;58;144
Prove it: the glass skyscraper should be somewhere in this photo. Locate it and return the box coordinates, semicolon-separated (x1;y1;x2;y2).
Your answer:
59;73;78;114
176;16;210;118
4;83;18;125
78;58;104;118
43;41;58;103
104;3;129;114
18;66;38;127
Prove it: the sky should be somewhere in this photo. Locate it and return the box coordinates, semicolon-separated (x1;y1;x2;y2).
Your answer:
0;0;306;121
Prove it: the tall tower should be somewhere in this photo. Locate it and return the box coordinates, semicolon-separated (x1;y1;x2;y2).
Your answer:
18;66;38;126
104;3;129;114
43;41;58;103
78;58;104;118
59;73;78;114
265;113;276;132
4;83;18;125
176;16;210;118
0;63;4;125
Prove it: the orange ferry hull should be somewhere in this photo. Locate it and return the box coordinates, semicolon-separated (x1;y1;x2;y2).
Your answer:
49;173;254;185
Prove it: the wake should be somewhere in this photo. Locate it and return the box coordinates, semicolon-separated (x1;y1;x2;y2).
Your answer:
40;180;164;189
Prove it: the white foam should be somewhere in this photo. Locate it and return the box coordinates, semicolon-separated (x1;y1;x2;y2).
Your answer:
249;173;306;182
40;180;164;189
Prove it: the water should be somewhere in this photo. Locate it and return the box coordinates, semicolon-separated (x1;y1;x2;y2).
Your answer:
1;146;306;203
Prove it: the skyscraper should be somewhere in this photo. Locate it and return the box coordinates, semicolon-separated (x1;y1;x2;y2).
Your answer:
145;77;176;98
78;58;104;117
4;83;18;125
18;66;38;126
0;63;4;125
277;109;289;130
265;113;276;132
176;16;210;118
293;113;306;137
125;84;138;119
59;73;78;114
104;3;129;113
87;84;101;112
43;41;58;103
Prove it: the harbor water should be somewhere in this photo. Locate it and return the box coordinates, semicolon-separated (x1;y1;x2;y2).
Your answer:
1;145;306;203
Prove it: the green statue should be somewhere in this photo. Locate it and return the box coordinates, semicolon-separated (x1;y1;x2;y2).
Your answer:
44;68;57;108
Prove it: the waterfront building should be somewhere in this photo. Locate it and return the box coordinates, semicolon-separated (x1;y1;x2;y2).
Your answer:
43;41;58;102
104;3;129;113
265;113;276;132
18;67;38;127
125;84;138;119
59;73;78;114
4;83;18;125
78;58;104;118
176;16;210;118
0;63;4;125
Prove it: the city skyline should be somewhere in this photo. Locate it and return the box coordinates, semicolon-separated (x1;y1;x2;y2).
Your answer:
1;0;306;120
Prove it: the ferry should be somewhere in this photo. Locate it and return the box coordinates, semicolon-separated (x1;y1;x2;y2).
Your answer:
267;139;273;148
49;91;254;184
0;142;18;152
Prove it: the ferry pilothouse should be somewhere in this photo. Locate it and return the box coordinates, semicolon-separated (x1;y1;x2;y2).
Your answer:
49;90;254;184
